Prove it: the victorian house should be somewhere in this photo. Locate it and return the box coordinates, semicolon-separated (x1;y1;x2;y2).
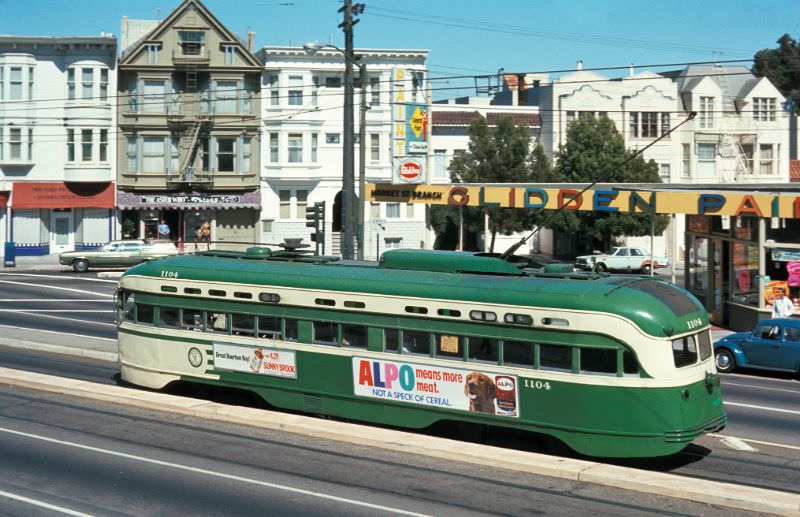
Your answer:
116;0;261;248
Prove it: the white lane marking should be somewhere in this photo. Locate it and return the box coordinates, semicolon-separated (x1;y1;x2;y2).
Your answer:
0;299;109;302
0;426;431;517
0;272;117;284
709;434;800;451
0;310;112;313
720;436;758;452
0;489;94;517
722;381;800;395
2;312;115;327
725;401;800;416
0;280;113;298
0;324;115;342
724;372;799;385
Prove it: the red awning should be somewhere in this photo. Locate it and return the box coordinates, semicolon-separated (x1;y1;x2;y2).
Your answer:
12;182;115;209
0;192;8;208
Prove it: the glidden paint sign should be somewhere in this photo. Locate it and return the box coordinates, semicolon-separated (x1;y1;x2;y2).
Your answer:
368;184;800;219
353;357;519;418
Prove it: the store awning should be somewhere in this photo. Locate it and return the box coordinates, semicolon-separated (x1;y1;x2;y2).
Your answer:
117;190;261;210
0;192;8;208
12;182;115;209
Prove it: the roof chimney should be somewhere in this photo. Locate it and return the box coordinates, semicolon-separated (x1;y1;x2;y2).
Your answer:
576;59;583;71
246;31;255;52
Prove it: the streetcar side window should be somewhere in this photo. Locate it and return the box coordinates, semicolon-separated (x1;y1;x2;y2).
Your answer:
539;344;572;371
503;340;534;368
284;319;299;341
123;292;136;321
403;330;430;355
468;337;499;363
207;312;227;333
622;350;639;375
580;348;616;375
258;316;281;339
183;310;204;331
135;303;155;325
384;329;400;352
313;321;338;346
672;335;698;368
436;334;463;359
158;307;180;328
342;324;368;348
231;313;256;337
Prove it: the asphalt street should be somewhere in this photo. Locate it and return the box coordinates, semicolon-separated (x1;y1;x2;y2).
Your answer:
0;382;751;517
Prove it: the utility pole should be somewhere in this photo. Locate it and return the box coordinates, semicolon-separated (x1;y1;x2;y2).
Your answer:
338;0;365;260
357;61;367;260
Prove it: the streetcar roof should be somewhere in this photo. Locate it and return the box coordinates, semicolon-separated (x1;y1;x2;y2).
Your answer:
122;249;706;338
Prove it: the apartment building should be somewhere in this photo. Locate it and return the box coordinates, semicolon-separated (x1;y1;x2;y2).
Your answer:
0;35;117;258
116;0;261;248
258;45;429;259
532;62;789;259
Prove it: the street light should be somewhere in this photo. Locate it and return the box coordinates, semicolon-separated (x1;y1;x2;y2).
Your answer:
303;41;367;260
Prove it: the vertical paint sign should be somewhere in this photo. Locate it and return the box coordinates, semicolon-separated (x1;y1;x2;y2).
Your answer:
405;104;429;154
392;67;407;160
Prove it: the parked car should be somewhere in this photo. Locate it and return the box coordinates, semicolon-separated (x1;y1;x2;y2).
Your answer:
713;318;800;375
59;240;178;272
574;246;669;274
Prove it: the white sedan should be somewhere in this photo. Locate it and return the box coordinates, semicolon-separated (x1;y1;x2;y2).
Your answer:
574;247;669;274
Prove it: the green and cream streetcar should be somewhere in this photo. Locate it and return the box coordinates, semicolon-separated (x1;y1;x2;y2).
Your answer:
116;247;725;458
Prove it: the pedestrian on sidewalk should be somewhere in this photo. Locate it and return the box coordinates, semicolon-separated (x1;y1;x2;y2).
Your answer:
771;288;794;319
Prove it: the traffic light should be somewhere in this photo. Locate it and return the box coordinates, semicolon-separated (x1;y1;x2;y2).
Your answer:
305;203;322;229
305;201;325;254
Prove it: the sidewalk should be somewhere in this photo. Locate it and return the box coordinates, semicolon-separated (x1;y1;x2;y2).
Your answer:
2;253;63;271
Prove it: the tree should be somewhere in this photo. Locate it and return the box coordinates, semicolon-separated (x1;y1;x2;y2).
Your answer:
753;34;800;114
431;116;543;252
549;116;670;252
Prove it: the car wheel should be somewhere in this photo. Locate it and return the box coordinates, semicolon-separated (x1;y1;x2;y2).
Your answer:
715;349;736;373
641;264;652;274
73;259;89;273
595;263;607;273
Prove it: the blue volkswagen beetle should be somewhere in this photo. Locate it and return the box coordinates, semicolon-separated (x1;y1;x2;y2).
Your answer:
714;318;800;375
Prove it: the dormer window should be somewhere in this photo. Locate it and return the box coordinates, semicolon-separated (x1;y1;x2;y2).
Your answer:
179;31;205;55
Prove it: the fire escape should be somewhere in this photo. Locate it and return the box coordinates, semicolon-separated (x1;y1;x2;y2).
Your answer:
168;42;212;189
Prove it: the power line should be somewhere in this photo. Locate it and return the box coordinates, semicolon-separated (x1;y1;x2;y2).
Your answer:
368;6;756;57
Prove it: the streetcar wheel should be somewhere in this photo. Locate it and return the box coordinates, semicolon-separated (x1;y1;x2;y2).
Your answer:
715;349;735;373
73;259;89;273
595;263;607;273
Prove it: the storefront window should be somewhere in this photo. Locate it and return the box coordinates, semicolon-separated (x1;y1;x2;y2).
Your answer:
688;236;708;298
732;242;759;305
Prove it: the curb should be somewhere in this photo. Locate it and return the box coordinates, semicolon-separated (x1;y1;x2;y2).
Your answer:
0;366;797;515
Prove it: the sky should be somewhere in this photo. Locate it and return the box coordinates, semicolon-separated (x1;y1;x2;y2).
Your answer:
0;0;797;99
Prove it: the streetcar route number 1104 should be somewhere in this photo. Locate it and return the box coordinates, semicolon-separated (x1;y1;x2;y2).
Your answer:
523;379;552;390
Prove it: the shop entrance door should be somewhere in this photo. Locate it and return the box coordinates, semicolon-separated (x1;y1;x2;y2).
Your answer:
709;239;731;326
50;210;74;253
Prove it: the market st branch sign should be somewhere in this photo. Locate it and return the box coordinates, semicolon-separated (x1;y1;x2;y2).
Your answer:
368;184;800;219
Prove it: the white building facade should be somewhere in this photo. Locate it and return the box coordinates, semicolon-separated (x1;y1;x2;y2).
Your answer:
534;63;789;261
258;46;429;260
0;36;117;259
